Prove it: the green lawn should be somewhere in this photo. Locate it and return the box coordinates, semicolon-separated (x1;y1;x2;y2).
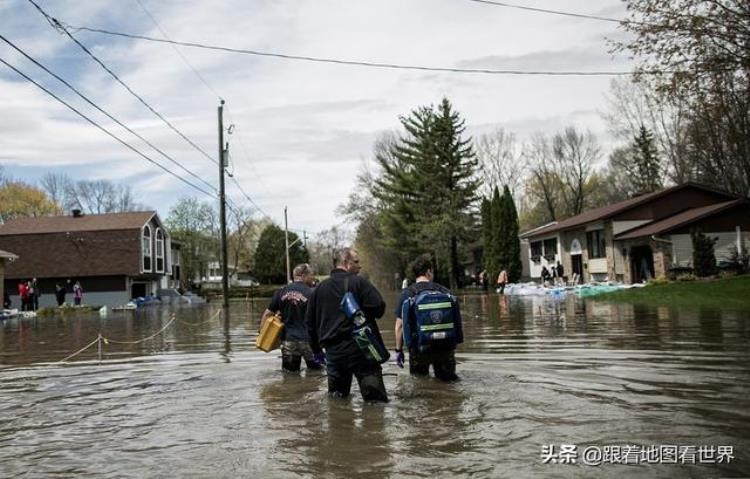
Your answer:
593;275;750;309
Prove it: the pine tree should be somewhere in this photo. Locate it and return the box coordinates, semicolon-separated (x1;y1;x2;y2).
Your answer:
480;196;494;280
502;185;523;282
691;229;717;277
374;98;478;289
488;186;503;284
631;125;662;193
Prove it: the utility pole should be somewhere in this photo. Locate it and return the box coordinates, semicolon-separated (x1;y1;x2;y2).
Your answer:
284;206;291;284
303;230;308;249
218;99;229;308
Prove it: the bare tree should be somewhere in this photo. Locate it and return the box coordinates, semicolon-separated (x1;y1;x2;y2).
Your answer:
552;127;601;216
611;0;750;195
524;133;561;222
602;78;693;184
309;226;349;274
40;172;76;212
474;128;526;199
523;127;601;223
227;205;264;272
53;178;145;214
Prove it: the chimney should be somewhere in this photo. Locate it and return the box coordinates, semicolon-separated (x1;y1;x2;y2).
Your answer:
72;209;83;218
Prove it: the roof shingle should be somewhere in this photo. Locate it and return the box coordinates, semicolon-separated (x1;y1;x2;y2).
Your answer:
0;211;155;236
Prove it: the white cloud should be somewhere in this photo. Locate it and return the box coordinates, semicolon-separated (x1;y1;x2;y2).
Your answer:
0;0;629;233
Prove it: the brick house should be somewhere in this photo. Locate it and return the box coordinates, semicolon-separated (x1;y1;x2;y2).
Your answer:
0;210;179;307
520;183;750;284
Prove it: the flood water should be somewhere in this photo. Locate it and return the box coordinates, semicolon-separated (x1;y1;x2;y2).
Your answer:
1;293;749;478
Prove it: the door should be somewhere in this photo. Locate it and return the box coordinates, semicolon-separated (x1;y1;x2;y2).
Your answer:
131;282;147;299
571;254;583;283
630;246;655;283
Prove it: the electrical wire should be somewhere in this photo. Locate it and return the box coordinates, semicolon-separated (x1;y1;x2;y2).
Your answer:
129;1;280;220
133;0;222;100
66;23;739;77
26;0;220;166
0;34;218;195
463;0;624;24
63;24;644;76
0;56;217;199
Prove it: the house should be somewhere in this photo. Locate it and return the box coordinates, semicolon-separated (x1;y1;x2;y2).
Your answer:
0;249;19;306
520;183;750;284
0;210;179;307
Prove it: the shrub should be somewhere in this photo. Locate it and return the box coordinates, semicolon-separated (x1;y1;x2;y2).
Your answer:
691;229;717;277
676;272;697;282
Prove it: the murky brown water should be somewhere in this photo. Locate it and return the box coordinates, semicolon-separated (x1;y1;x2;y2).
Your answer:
1;293;749;478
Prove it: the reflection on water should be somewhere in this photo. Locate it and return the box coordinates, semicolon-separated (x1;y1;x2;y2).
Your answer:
1;294;749;478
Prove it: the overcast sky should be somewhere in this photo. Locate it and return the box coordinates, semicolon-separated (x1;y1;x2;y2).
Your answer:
0;0;633;236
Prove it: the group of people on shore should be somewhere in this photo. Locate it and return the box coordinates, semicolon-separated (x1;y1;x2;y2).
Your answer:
260;247;464;403
15;278;40;311
5;279;84;311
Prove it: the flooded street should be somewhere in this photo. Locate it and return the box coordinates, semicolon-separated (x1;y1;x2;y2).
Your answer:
1;293;749;478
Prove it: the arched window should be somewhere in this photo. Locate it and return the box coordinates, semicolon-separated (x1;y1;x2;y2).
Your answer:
155;228;164;273
142;225;152;272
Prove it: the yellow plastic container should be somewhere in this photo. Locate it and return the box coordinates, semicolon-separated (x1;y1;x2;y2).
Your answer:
256;313;284;352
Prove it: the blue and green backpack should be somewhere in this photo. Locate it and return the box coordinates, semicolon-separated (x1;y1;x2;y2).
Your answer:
401;287;458;352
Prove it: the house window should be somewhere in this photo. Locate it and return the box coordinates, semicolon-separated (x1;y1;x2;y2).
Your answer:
155;228;164;273
587;229;606;259
543;238;558;261
530;241;543;262
142;225;152;272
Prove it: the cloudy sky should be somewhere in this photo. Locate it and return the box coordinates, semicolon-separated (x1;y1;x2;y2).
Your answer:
0;0;633;236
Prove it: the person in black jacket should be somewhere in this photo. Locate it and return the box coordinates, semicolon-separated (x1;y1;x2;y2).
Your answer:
261;263;322;372
306;247;388;402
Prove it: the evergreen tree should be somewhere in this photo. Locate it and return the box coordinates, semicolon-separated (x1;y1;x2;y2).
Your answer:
374;98;478;289
254;224;309;284
480;196;494;281
501;185;523;282
691;229;717;277
631;125;662;193
491;186;505;284
482;188;500;284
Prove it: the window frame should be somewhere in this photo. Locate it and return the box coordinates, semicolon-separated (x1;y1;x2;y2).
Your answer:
142;224;152;272
586;229;607;259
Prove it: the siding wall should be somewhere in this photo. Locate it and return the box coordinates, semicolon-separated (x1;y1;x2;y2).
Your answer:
671;231;750;267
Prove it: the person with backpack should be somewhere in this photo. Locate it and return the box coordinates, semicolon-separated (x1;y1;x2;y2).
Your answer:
306;247;389;402
261;263;323;372
394;254;464;382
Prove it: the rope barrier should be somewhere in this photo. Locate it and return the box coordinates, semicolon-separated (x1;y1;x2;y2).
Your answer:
175;310;222;328
56;335;102;363
53;310;222;364
104;314;177;345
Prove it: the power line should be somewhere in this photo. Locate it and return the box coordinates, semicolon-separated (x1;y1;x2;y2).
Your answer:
0;56;216;199
0;34;218;196
26;0;220;166
228;174;273;222
129;1;278;220
463;0;624;24
66;25;646;76
224;106;273;196
133;0;221;100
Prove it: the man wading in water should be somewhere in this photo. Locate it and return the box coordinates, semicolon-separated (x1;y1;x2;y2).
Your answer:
394;254;464;381
261;263;323;372
306;248;389;402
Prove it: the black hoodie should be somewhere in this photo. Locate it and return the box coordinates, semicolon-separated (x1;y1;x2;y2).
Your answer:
306;268;386;353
